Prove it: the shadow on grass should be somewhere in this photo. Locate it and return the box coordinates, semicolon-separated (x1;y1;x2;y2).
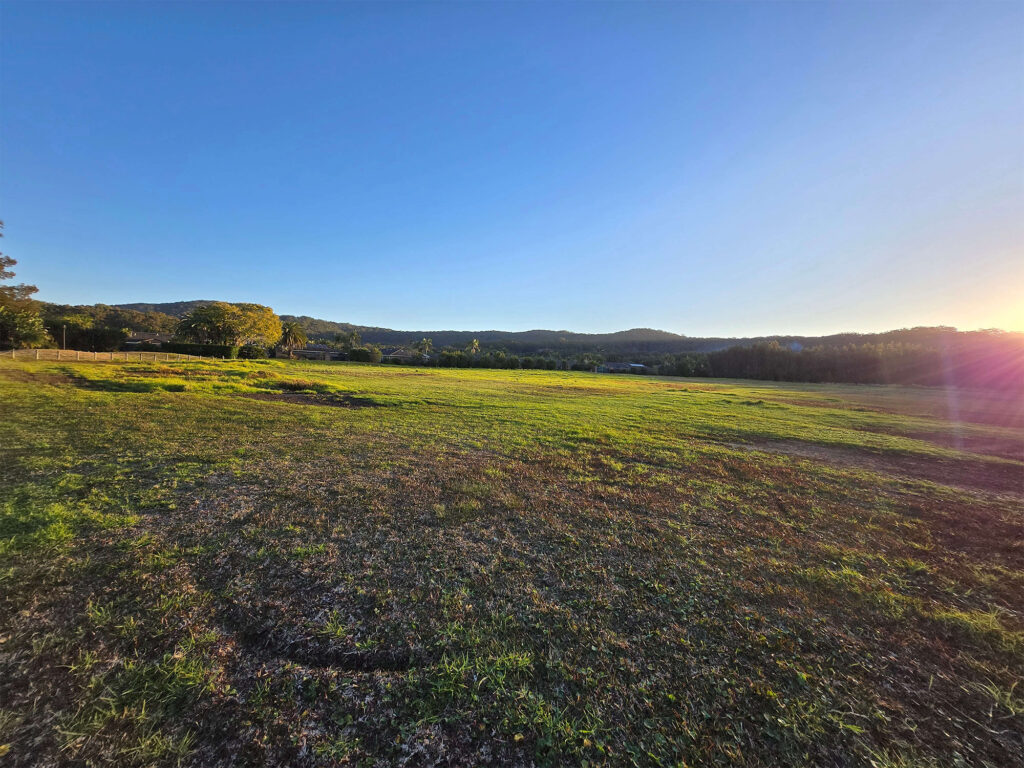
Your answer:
56;366;185;393
224;605;424;671
235;391;385;408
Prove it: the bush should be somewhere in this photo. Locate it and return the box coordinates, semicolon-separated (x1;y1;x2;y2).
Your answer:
238;344;267;359
162;342;240;358
348;346;382;363
0;306;50;349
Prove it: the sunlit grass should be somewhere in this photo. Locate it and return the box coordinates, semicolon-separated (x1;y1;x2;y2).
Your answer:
1;358;1021;766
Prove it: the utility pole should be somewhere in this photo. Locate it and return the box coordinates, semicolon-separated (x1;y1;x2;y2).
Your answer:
62;325;66;350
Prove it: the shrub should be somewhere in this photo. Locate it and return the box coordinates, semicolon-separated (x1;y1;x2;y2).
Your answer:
348;347;382;363
238;345;267;359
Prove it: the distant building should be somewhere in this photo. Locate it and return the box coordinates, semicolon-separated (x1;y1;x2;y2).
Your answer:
381;347;418;363
292;344;336;361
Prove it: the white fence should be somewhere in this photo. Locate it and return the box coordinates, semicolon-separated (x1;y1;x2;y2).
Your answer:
2;349;213;363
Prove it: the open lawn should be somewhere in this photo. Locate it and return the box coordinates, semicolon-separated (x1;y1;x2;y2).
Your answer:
1;359;1022;767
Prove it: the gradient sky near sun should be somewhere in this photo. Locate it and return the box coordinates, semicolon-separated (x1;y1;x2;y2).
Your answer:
1;1;1022;336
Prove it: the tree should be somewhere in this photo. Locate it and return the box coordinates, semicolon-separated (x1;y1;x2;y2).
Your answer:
332;330;361;350
415;337;433;356
175;302;235;344
466;338;480;356
279;321;308;357
233;303;283;346
0;221;48;349
42;304;177;335
0;221;40;312
175;302;282;346
0;306;48;349
348;345;382;363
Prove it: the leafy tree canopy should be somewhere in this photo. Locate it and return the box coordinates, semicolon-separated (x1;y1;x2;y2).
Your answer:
279;321;308;350
0;221;40;314
175;302;282;347
0;221;48;349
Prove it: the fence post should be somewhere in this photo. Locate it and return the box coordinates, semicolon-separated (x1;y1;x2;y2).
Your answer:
35;349;40;360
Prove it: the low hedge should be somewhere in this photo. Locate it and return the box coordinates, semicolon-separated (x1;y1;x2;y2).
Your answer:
162;342;240;358
348;346;382;363
238;345;267;359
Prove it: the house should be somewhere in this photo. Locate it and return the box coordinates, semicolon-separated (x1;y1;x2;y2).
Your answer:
596;362;647;374
291;344;337;361
381;347;418;363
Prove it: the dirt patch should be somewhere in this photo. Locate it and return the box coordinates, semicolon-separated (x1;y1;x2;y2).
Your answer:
729;439;1024;496
235;629;423;671
237;391;383;408
0;368;73;386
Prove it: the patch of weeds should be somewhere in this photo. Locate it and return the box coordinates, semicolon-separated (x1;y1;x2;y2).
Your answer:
972;678;1023;717
291;542;327;559
429;649;533;700
0;709;21;742
926;607;1022;654
86;599;117;628
60;645;217;764
897;557;931;576
314;734;361;761
318;610;348;640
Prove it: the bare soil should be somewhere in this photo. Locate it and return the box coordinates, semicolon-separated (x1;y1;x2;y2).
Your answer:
236;391;383;408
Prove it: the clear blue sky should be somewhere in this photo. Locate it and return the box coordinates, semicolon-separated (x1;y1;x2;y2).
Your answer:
2;1;1022;335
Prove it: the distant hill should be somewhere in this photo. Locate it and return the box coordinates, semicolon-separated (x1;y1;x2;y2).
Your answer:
112;301;1020;359
115;300;217;317
113;302;712;351
276;316;715;354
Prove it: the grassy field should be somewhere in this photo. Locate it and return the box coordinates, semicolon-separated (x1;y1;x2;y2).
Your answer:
1;358;1021;767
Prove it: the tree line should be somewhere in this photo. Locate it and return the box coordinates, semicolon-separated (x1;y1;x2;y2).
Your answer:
366;335;1023;390
2;228;1019;390
694;338;1022;390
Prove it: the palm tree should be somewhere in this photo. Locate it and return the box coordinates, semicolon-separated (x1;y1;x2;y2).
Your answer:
415;337;433;357
279;322;308;358
466;338;480;356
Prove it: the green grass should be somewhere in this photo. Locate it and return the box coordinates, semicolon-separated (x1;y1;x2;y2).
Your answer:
1;358;1021;767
